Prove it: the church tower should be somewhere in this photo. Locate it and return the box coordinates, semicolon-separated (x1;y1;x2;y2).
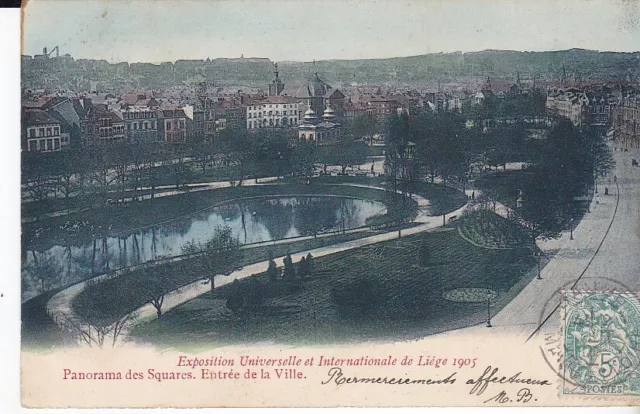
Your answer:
268;62;285;96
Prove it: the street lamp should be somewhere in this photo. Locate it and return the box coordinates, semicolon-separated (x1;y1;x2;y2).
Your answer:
534;250;543;280
486;292;492;328
569;218;574;240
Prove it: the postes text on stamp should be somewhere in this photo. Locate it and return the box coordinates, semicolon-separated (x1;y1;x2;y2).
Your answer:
562;291;640;396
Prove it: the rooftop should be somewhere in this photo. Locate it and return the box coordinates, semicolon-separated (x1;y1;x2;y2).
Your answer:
23;109;60;126
258;95;300;105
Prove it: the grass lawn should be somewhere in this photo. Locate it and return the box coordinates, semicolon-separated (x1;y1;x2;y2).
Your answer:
458;209;533;249
21;289;76;351
71;226;417;328
130;226;537;350
412;181;469;216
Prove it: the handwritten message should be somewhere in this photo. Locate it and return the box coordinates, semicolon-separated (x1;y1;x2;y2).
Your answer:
60;353;552;404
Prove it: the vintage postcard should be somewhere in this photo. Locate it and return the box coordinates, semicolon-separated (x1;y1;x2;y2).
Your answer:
19;0;640;408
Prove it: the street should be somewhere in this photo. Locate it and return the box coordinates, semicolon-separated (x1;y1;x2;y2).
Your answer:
434;145;639;341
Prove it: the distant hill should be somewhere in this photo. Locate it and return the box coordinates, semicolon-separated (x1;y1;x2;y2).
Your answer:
279;49;640;86
22;49;640;91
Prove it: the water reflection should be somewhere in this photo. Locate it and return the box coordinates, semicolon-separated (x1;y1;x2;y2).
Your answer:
22;196;385;301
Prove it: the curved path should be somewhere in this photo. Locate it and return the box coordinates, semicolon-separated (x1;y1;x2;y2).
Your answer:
46;182;470;346
432;145;638;342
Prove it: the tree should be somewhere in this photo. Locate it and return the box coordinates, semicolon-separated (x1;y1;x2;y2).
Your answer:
218;127;253;186
346;114;377;145
168;144;192;190
337;139;370;175
192;139;216;175
316;136;370;176
412;112;466;188
22;152;56;205
291;139;316;179
128;142;154;202
112;142;132;204
136;264;176;319
587;128;615;185
24;251;62;293
142;146;165;199
515;169;566;241
199;225;241;292
51;150;83;210
86;146;116;206
252;128;295;178
23;168;54;205
384;113;412;196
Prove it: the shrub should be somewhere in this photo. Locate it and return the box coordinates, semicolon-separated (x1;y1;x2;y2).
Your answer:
331;277;383;316
226;280;244;312
306;253;314;275
244;278;266;308
225;278;266;312
266;259;279;282
282;253;296;280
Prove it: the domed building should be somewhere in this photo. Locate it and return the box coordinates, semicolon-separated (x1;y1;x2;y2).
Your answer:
298;104;341;143
295;72;345;120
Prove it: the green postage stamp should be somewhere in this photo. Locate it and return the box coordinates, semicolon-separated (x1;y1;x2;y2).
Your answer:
562;291;640;396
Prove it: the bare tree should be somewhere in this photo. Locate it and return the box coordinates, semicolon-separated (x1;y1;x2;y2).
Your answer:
111;311;140;347
135;264;177;319
23;170;54;204
112;144;131;204
60;311;139;348
25;251;62;293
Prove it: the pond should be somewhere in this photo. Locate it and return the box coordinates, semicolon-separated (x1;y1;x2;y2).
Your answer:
22;196;386;301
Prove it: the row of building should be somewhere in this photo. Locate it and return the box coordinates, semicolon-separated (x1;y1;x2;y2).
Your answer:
22;96;193;152
23;60;640;154
544;85;640;139
21;67;354;152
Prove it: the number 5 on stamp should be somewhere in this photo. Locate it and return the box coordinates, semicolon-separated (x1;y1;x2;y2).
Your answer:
562;291;640;396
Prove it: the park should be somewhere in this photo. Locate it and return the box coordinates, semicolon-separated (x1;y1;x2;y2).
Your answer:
21;108;615;350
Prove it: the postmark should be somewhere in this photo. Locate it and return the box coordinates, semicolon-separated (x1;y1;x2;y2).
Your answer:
533;277;636;395
561;291;640;396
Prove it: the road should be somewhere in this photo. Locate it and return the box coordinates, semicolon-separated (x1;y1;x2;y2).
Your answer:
433;145;639;341
536;146;640;336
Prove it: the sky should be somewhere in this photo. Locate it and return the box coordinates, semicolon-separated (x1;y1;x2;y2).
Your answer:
22;0;640;63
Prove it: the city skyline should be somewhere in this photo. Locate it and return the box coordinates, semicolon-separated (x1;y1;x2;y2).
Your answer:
23;0;640;64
